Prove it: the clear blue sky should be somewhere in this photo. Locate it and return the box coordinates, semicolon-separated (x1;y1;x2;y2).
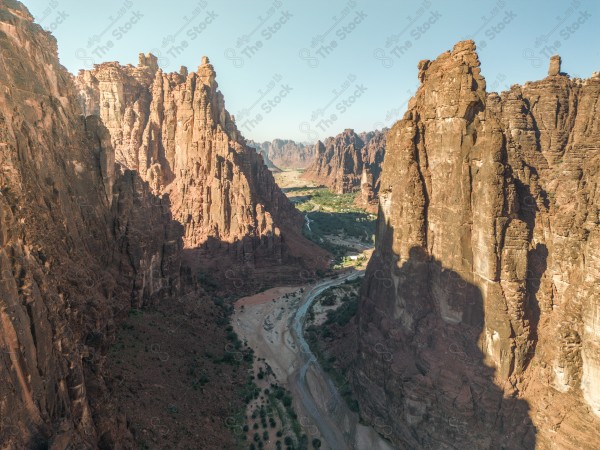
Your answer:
24;0;600;142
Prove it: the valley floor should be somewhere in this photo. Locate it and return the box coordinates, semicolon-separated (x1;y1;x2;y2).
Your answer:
230;168;392;449
233;272;394;450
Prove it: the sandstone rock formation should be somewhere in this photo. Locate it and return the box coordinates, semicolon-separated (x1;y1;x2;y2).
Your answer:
0;1;324;447
354;40;600;449
248;139;315;170
76;56;326;274
301;129;385;211
549;54;561;76
357;130;386;211
0;2;182;446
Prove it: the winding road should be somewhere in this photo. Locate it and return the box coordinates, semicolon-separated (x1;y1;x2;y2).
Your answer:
234;271;395;450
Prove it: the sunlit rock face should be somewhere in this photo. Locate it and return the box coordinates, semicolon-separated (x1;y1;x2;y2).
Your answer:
355;40;600;449
76;56;327;271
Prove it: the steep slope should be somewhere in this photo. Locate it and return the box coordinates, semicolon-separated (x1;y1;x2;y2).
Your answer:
76;58;327;275
354;40;600;449
302;129;385;210
0;1;184;447
248;139;315;170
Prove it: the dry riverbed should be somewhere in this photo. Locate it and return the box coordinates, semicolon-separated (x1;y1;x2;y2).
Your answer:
233;275;394;450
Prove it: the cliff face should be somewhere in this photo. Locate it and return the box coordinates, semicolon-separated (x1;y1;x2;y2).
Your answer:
302;129;385;210
76;59;325;272
248;139;315;170
355;40;600;449
0;2;181;447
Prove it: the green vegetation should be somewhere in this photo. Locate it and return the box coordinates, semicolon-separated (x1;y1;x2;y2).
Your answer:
305;277;362;413
305;210;373;239
241;380;308;450
325;295;358;327
294;188;358;211
197;270;220;292
128;308;143;318
291;187;376;260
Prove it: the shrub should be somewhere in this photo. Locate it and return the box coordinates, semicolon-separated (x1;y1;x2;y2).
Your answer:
282;395;292;407
321;295;336;306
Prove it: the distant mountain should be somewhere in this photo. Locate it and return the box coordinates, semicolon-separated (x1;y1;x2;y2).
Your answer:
301;129;386;211
248;139;316;170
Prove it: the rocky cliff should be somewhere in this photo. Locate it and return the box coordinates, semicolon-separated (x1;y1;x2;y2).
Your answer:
354;40;600;449
0;1;324;447
302;129;385;210
0;2;184;447
76;57;326;275
357;130;386;211
248;138;315;170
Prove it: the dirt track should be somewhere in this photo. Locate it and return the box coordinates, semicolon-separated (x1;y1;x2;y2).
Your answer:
233;272;395;450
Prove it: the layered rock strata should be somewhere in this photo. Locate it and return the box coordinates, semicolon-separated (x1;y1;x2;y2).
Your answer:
355;41;600;449
76;57;325;272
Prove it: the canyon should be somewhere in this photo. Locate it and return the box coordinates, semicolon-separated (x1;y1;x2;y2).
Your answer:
349;41;600;449
1;0;599;449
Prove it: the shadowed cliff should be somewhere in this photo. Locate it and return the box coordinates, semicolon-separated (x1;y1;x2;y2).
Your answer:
357;246;536;448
